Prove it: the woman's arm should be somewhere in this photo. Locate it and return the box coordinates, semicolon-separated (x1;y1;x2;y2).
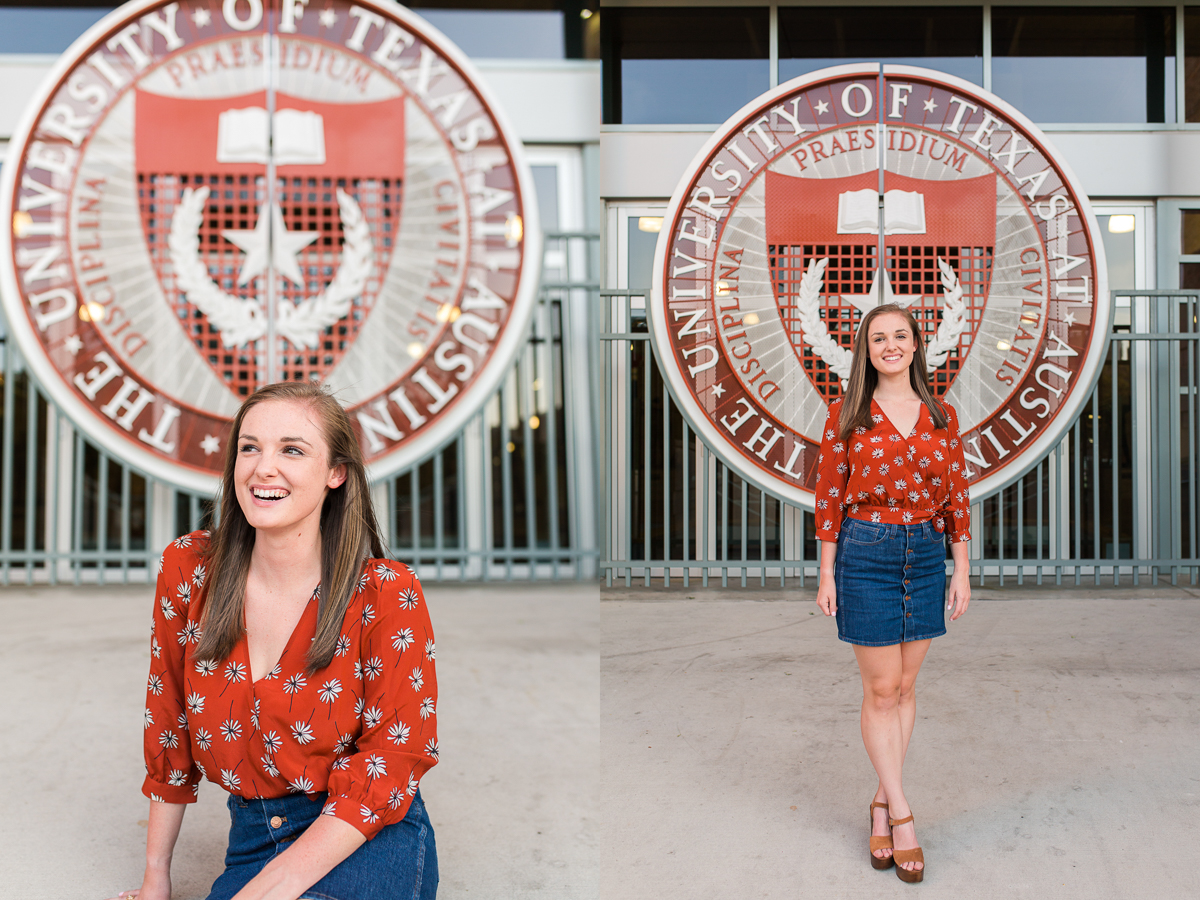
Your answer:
107;800;186;900
230;816;365;900
948;538;971;621
815;539;838;616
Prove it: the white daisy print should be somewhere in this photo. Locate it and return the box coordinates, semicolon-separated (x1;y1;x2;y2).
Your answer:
360;805;379;824
168;769;188;786
195;659;218;676
353;661;363;681
159;597;176;620
220;719;242;742
261;731;283;753
322;801;338;816
363;657;384;681
388;787;405;809
173;534;193;549
398;589;419;610
424;639;436;660
361;604;375;626
363;706;383;729
283;673;307;695
151;793;163;803
264;663;282;681
179;622;201;645
143;708;154;729
409;666;424;691
195;728;212;751
176;582;191;604
251;698;261;729
334;733;355;755
177;712;189;731
224;662;247;683
318;679;343;704
290;776;314;794
374;563;398;582
192;564;206;587
335;635;351;657
291;721;315;745
407;776;419;796
151;636;161;659
356;571;370;593
392;628;414;652
387;722;411;745
159;729;179;749
425;738;439;760
220;769;241;791
419;697;435;720
186;693;205;715
331;755;351;771
365;754;387;778
148;674;164;696
354;697;366;717
260;755;279;777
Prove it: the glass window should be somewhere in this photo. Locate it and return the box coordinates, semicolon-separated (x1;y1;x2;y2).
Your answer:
991;7;1176;124
602;7;770;125
0;6;113;54
778;6;983;86
1188;10;1200;122
411;8;566;59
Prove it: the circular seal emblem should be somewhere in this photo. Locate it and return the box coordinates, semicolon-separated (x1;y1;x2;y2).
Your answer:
651;64;1108;507
1;0;539;493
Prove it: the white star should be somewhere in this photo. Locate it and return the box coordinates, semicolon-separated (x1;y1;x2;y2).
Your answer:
222;204;318;286
192;8;211;27
814;99;830;115
1063;310;1077;326
923;97;937;113
711;382;726;398
63;334;83;355
319;8;337;27
200;435;221;456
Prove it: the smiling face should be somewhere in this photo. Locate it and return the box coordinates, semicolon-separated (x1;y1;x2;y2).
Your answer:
866;311;916;379
234;399;347;537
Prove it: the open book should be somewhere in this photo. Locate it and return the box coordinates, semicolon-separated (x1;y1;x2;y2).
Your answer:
216;107;327;166
836;188;926;235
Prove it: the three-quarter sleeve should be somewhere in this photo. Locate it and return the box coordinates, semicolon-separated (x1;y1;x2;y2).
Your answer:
814;400;849;542
324;562;438;839
940;405;972;543
142;538;203;803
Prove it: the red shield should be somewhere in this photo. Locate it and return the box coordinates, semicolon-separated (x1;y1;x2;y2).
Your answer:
766;170;995;399
135;89;405;397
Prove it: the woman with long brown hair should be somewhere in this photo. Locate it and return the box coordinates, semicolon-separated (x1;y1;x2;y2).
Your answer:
109;382;438;900
814;303;972;883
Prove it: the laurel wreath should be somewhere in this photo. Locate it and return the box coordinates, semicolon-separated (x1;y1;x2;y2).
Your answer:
793;256;968;383
168;186;372;350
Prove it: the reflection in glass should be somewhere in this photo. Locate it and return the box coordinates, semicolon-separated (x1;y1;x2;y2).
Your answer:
1181;210;1200;255
778;7;983;85
991;8;1176;124
411;9;565;59
1186;9;1200;121
602;7;770;124
1098;215;1135;292
0;7;112;54
627;218;659;292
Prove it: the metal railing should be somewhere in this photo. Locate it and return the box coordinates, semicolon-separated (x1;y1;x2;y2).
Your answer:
0;230;600;584
599;289;1200;587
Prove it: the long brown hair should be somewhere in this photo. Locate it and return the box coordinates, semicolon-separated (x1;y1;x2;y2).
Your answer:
837;303;948;439
193;382;386;673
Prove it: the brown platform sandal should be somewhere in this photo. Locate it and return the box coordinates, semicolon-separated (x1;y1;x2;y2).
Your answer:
869;801;894;870
888;813;925;883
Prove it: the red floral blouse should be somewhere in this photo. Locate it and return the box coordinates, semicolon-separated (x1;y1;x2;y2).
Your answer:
814;398;971;544
142;532;437;839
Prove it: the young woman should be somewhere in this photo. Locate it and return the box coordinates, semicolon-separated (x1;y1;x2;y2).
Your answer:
109;382;438;900
814;303;971;884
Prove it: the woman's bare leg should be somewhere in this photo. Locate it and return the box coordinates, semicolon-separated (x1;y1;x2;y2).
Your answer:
856;639;932;872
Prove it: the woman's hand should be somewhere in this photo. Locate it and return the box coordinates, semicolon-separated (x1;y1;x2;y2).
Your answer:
816;578;837;616
948;569;971;620
105;865;170;900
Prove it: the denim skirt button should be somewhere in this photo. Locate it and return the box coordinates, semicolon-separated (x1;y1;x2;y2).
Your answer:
270;816;282;828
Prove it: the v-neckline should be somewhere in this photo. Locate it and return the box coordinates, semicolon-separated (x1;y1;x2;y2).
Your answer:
873;398;924;440
245;589;318;686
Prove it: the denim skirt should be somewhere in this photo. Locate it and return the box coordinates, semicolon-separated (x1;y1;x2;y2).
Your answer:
834;519;947;647
205;791;437;900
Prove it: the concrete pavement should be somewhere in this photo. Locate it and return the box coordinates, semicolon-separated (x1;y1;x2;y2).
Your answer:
601;581;1200;900
0;580;597;899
